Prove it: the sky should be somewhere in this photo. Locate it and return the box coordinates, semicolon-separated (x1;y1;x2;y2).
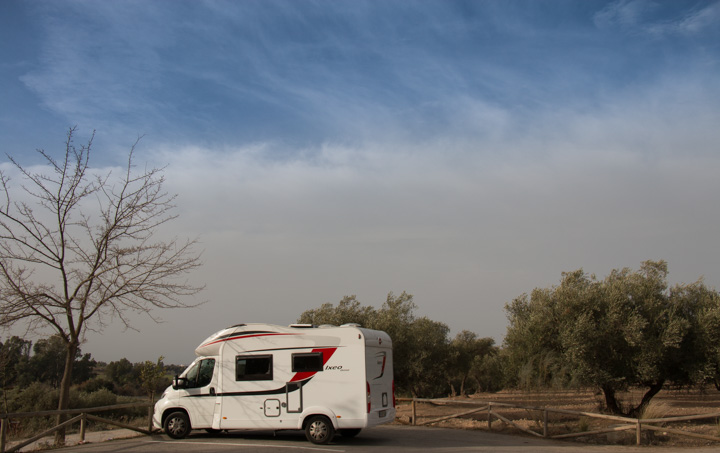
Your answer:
1;0;719;365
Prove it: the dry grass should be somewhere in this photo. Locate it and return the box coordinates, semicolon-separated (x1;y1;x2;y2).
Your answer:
639;400;673;421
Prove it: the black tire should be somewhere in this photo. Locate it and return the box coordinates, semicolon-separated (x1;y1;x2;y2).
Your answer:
164;411;191;439
340;428;362;438
304;415;335;444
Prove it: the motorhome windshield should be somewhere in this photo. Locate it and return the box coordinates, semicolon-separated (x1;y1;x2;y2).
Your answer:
180;358;215;388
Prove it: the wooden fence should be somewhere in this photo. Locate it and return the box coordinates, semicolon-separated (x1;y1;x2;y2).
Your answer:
398;397;720;446
0;402;155;453
6;398;720;450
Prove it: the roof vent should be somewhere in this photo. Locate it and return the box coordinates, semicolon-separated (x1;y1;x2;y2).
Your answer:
341;323;361;327
289;323;315;328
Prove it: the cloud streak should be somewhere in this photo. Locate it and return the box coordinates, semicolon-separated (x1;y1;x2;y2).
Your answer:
16;1;717;151
595;0;720;36
134;67;720;363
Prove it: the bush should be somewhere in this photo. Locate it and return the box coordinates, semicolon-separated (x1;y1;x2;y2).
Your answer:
9;382;58;413
114;382;145;397
74;388;118;409
3;383;58;437
2;383;149;438
78;377;115;393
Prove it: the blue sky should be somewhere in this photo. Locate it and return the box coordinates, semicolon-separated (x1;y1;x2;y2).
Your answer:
2;0;720;364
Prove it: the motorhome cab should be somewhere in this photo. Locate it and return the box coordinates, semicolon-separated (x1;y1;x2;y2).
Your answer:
153;323;395;444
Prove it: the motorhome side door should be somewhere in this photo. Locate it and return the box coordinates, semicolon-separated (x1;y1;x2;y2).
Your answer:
285;381;303;413
284;351;325;414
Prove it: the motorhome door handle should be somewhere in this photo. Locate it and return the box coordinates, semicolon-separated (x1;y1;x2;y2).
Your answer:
210;387;216;396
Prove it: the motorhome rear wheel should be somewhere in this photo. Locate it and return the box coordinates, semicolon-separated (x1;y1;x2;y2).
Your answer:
305;415;335;444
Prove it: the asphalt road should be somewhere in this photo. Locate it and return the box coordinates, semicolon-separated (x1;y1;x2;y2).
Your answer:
50;425;720;453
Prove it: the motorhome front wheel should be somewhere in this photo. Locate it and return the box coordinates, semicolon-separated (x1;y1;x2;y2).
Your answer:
305;415;335;444
164;411;191;439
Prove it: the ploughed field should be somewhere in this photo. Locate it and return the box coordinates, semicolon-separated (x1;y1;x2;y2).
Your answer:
394;388;720;447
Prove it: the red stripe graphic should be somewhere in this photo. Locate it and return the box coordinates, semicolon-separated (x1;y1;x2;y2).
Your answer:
200;333;296;349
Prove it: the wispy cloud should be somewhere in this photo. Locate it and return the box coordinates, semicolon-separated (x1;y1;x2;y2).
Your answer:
674;1;720;34
26;0;716;151
594;0;720;36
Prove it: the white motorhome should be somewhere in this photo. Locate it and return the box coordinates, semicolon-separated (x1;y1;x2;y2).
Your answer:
153;323;395;444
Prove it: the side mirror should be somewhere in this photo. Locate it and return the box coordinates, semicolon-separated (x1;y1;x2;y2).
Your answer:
172;375;186;390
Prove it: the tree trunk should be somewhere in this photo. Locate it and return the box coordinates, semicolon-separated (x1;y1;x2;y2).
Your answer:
632;380;665;417
601;385;622;415
54;341;78;446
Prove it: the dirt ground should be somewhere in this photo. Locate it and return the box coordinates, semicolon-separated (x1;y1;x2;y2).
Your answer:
394;388;720;447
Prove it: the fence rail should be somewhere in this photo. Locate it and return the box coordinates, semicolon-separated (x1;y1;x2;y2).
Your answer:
0;402;155;453
398;397;720;446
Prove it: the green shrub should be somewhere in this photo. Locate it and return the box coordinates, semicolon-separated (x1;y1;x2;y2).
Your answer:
76;388;118;409
114;382;145;397
78;377;115;393
3;383;58;437
3;384;148;438
10;382;58;413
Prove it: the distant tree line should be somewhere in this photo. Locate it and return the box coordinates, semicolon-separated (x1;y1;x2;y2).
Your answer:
4;260;717;420
0;333;184;416
0;335;95;391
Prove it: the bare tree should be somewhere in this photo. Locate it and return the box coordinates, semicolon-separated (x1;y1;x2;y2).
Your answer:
0;127;203;444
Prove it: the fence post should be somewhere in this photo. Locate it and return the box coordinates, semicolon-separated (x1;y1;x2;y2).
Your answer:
1;417;6;453
411;398;417;426
80;413;86;442
636;420;641;446
543;409;548;437
488;403;492;430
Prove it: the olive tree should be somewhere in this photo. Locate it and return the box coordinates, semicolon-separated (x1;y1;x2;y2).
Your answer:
447;331;496;396
297;295;374;327
504;261;720;415
0;128;203;443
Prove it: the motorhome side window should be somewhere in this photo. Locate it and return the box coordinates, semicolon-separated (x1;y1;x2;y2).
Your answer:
292;352;324;372
236;355;273;381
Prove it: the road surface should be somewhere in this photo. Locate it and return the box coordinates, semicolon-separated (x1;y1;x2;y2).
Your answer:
45;425;720;453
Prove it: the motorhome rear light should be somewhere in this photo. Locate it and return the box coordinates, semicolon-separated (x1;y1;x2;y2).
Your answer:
367;381;371;413
392;380;396;408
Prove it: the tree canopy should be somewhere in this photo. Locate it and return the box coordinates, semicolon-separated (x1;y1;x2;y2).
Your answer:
504;260;720;415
